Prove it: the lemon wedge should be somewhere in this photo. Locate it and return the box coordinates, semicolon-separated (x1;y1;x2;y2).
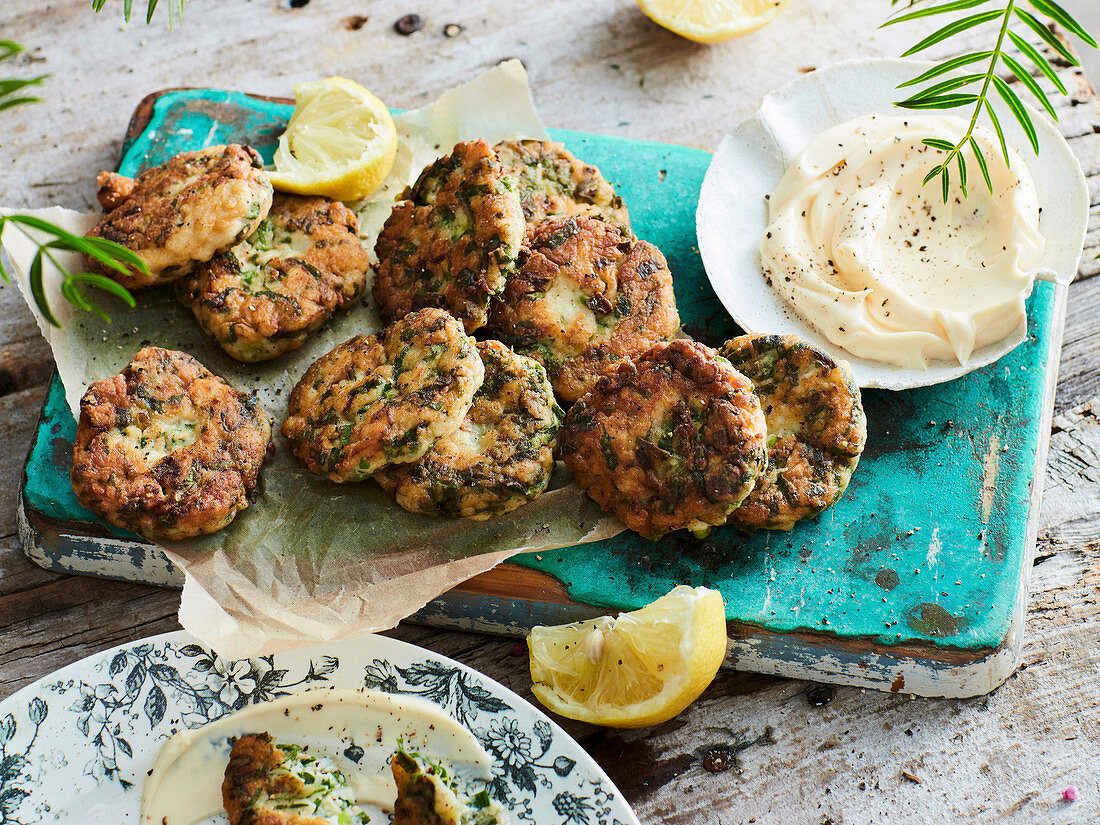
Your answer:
637;0;793;43
528;585;727;728
269;77;398;202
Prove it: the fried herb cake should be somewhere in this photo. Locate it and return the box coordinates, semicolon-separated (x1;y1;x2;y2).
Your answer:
373;140;525;333
69;347;272;541
282;308;484;482
391;749;506;825
86;144;273;289
720;334;866;531
488;216;679;403
561;340;767;540
374;340;562;520
177;194;371;362
493;139;630;232
223;733;369;825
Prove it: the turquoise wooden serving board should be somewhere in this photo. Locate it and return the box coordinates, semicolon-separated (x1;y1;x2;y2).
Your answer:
19;89;1065;697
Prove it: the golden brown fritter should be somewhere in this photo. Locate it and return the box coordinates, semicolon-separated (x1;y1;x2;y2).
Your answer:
223;734;368;825
720;334;866;531
282;308;484;483
69;347;272;541
86;144;273;289
373;140;525;333
488;216;679;403
493;139;630;232
391;750;505;825
561;340;767;540
391;750;460;825
177;194;370;362
374;340;562;520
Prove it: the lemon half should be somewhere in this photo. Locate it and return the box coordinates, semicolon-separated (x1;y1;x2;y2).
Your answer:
270;77;398;202
528;585;727;728
638;0;794;43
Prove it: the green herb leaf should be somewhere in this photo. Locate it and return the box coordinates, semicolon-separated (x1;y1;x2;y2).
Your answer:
898;72;985;103
984;99;1011;164
897;92;982;109
0;214;142;327
1013;8;1079;65
991;74;1039;152
970;137;995;192
897;51;994;88
922;138;958;151
884;0;992;27
901;9;1004;57
1007;30;1068;94
1027;0;1099;47
1001;52;1058;118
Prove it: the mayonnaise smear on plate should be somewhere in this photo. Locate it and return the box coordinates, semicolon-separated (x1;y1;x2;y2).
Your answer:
759;113;1045;369
140;688;491;825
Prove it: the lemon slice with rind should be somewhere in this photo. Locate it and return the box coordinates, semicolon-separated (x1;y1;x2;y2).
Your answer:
528;585;727;728
270;77;398;202
637;0;794;43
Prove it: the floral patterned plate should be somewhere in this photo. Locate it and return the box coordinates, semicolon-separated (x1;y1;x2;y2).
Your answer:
0;631;639;825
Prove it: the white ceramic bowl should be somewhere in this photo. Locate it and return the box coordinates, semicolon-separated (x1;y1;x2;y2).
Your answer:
695;58;1089;390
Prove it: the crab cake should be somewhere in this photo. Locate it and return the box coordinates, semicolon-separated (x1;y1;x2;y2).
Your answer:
720;334;867;531
374;340;562;520
86;144;273;289
373;140;524;333
223;733;369;825
177;194;370;362
493;139;631;231
488;216;680;404
561;340;767;540
282;308;484;482
69;347;272;541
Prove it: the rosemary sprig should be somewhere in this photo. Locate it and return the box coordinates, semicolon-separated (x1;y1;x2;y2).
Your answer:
886;0;1098;198
0;215;141;327
91;0;186;25
0;40;47;113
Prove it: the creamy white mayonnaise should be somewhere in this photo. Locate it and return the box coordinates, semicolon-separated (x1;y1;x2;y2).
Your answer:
759;113;1045;369
140;688;491;825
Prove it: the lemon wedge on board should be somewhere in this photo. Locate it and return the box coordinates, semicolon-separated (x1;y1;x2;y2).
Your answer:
528;585;727;728
269;77;398;202
637;0;794;43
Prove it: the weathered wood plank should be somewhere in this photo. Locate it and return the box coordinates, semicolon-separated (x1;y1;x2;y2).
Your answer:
0;1;1098;823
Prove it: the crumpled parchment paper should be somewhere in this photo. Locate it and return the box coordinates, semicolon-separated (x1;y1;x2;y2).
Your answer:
2;61;623;659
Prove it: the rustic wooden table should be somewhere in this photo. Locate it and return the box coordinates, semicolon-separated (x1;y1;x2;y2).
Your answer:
2;1;1099;822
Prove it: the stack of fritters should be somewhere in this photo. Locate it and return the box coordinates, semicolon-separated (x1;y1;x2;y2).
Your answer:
86;144;371;362
373;139;681;402
283;308;562;520
559;335;867;540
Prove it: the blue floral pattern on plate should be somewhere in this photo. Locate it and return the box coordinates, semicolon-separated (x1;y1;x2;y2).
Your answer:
0;631;637;824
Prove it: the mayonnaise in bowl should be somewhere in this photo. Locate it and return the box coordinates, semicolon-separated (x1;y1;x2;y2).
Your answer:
759;113;1045;370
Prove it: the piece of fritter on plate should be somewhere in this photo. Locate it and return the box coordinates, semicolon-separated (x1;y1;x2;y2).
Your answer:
177;193;370;362
86;144;273;288
488;215;679;403
69;346;272;541
373;140;524;333
374;340;562;520
391;749;506;825
223;733;369;825
561;339;767;540
720;334;867;531
282;308;484;482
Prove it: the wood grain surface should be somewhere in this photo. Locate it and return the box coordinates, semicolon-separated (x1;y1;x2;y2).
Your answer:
1;1;1098;822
